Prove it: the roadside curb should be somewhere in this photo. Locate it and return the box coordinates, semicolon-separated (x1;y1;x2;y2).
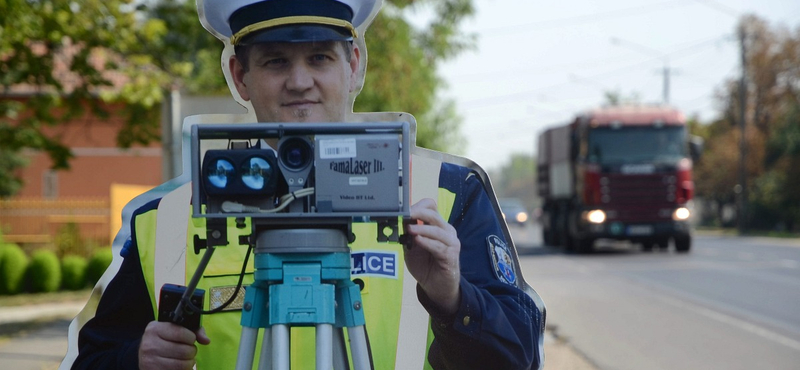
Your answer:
0;302;83;326
544;326;599;370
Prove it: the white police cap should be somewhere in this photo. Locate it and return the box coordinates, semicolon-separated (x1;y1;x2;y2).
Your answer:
203;0;378;45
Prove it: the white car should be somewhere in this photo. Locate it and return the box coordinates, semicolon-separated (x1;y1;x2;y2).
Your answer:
498;198;537;252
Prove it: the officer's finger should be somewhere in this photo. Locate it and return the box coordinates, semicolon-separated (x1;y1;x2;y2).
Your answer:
140;354;195;370
140;323;198;370
195;327;211;345
410;199;443;225
408;224;460;258
154;322;197;345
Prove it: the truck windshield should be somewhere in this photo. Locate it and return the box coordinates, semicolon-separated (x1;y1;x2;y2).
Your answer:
587;125;686;165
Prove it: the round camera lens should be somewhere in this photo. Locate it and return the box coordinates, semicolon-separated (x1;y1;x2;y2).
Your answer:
241;157;273;190
286;147;305;167
207;159;234;188
280;138;311;170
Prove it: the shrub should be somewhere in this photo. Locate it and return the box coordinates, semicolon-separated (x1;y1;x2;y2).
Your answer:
0;243;29;295
54;222;90;258
61;255;88;290
28;250;61;293
86;248;114;285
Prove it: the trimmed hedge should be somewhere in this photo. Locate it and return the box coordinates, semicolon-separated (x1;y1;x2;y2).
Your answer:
86;248;113;285
0;243;29;295
28;250;61;293
62;255;88;290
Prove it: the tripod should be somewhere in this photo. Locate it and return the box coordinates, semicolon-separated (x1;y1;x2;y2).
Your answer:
235;228;372;370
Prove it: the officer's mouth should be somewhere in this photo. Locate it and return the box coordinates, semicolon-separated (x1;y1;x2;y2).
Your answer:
282;100;318;108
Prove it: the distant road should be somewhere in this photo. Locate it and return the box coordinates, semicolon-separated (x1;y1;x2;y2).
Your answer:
0;318;69;370
519;233;800;370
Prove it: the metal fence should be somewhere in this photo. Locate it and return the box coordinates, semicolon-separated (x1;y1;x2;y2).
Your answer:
0;198;110;253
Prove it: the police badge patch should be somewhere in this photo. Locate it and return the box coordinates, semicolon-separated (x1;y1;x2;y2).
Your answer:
487;235;516;286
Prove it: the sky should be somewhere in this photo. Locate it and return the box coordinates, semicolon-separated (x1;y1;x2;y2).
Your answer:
434;0;800;171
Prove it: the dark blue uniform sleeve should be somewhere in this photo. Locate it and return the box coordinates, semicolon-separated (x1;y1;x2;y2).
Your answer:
71;200;160;370
419;163;542;370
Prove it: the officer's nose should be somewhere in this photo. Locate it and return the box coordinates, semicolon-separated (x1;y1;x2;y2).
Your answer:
285;63;314;92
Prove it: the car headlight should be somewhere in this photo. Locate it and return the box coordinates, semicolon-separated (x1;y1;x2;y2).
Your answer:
585;209;606;224
673;207;690;221
515;212;528;223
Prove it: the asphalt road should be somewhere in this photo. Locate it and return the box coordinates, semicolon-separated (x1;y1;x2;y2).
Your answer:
0;318;69;370
519;230;800;370
5;225;798;370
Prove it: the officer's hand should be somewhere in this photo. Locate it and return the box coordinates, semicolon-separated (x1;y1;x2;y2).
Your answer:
139;321;211;370
404;198;461;315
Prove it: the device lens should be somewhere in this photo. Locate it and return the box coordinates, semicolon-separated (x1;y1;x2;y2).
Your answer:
241;156;273;190
280;138;312;170
207;159;234;188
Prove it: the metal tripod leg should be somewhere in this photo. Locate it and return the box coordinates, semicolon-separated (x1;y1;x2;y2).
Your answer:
236;326;259;370
347;325;371;370
272;324;290;369
237;320;370;370
236;228;373;370
258;327;272;370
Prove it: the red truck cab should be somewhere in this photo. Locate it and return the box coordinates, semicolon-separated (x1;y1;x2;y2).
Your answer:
537;105;701;253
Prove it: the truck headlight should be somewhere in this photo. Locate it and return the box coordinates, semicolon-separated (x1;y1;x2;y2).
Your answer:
673;207;690;221
585;209;606;224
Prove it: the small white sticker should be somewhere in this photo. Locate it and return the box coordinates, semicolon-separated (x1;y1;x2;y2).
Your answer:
319;138;357;159
349;177;368;186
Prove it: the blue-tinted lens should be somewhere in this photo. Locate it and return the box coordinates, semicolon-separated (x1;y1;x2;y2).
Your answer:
242;157;272;190
286;147;305;168
279;138;311;170
207;159;234;188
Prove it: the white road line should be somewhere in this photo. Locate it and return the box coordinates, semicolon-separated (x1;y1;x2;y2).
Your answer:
653;293;800;352
780;259;799;268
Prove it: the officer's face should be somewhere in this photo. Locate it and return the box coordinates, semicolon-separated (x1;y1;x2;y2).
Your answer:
231;41;360;123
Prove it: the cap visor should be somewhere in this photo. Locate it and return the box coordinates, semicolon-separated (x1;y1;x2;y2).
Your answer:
241;25;353;44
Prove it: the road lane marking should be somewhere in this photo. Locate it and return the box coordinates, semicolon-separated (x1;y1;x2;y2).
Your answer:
780;259;798;268
653;293;800;352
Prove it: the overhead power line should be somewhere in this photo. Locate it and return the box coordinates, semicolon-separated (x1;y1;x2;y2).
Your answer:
693;0;740;18
460;34;732;108
479;0;696;37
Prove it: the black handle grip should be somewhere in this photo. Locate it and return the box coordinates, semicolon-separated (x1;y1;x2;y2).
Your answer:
158;283;205;332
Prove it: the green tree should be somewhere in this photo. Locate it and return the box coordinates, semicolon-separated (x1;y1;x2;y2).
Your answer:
491;153;538;210
603;89;642;106
140;0;227;95
696;14;800;231
0;0;186;196
0;147;28;197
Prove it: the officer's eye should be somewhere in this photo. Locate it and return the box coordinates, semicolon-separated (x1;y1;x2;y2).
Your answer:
310;54;333;64
262;58;287;68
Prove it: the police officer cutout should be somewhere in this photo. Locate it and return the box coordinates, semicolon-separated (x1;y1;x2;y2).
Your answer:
62;0;542;369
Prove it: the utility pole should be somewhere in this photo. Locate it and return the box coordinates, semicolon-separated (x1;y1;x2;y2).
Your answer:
610;37;672;105
737;23;748;234
662;65;670;105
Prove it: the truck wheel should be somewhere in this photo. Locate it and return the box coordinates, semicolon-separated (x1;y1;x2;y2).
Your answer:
562;232;574;252
542;228;554;247
675;236;691;253
575;238;594;254
641;239;655;252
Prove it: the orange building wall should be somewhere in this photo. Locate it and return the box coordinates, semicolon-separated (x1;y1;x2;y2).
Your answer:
12;100;163;198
